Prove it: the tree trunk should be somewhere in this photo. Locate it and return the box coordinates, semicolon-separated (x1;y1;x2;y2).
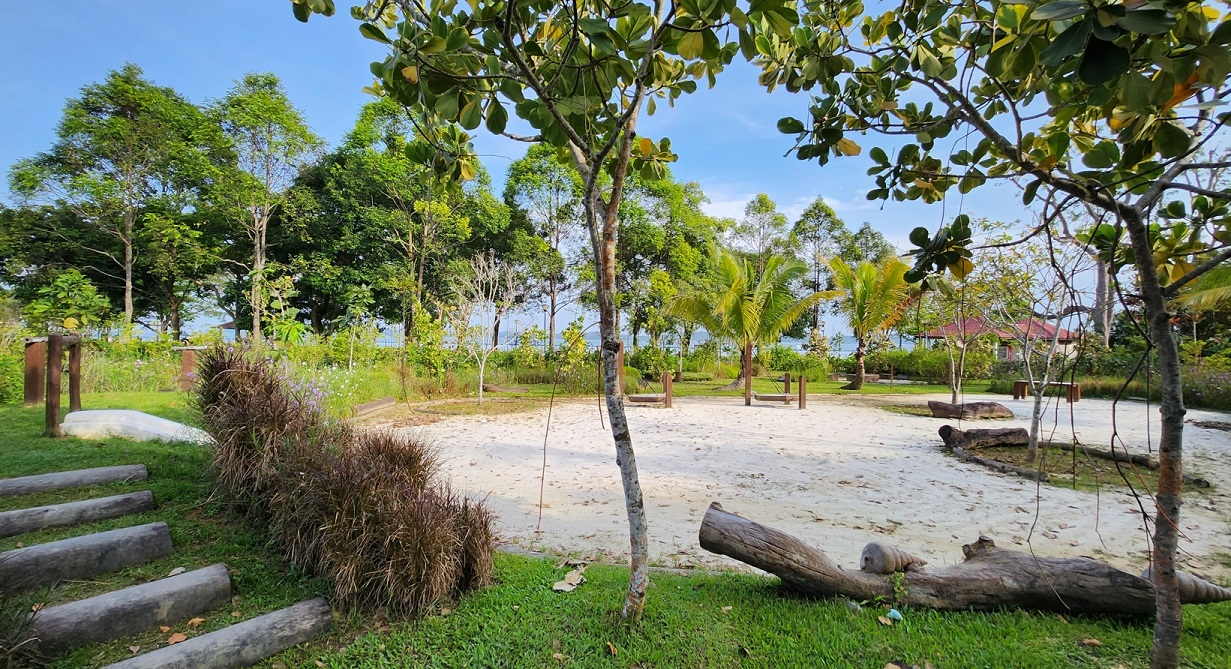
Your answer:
549;279;558;352
477;356;486;405
845;339;867;390
123;208;135;334
1093;259;1113;348
698;504;1230;613
578;146;648;622
492;316;501;349
251;209;267;342
1122;209;1186;669
743;340;752;406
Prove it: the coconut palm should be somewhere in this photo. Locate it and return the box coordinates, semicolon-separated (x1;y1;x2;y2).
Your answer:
669;250;832;405
828;257;912;390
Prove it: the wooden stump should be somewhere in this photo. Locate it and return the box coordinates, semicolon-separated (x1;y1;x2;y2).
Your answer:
30;563;232;656
698;503;1230;614
0;490;155;538
938;425;1029;450
927;401;1014;420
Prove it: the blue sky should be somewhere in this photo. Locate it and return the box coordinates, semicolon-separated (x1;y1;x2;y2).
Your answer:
1;2;1042;344
0;1;1035;246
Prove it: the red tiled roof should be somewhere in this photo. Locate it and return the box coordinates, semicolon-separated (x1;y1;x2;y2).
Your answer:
922;317;1078;342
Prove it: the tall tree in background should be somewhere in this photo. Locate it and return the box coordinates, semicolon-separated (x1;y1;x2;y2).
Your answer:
728;193;790;274
828;257;911;390
791;198;845;334
212;73;322;341
289;0;798;619
8;64;218;334
504;144;582;351
765;2;1231;663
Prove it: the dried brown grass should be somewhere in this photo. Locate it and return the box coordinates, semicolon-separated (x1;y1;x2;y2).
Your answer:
194;346;493;616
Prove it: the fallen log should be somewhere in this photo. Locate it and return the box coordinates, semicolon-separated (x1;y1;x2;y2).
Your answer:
950;444;1048;481
482;384;529;393
0;522;173;593
938;425;1029;450
697;503;1231;614
927;401;1013;420
0;465;147;498
0;490;155;538
29;563;231;656
100;597;332;669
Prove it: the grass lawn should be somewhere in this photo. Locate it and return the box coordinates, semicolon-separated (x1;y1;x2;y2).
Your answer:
2;392;1228;668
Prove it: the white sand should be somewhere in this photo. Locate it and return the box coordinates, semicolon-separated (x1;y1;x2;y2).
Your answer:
401;393;1231;577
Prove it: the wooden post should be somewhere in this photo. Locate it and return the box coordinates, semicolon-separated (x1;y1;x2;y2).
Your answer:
798;376;806;409
45;334;64;437
23;338;46;407
180;348;197;392
68;338;82;413
662;372;672;408
783;372;791;394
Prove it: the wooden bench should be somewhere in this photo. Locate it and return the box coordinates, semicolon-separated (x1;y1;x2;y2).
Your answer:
627;373;672;408
1012;380;1081;403
753;393;796;405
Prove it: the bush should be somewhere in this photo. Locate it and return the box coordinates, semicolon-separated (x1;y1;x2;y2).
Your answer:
680;371;714;382
627;346;671;378
195;346;494;616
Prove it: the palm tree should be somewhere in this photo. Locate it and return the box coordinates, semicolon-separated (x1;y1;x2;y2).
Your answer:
669;250;832;405
828;257;911;390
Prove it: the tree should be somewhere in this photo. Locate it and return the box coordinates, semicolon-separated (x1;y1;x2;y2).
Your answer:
212;73;323;342
763;2;1231;663
728;193;790;275
290;0;797;620
790;198;846;334
452;253;525;404
828;257;911;391
8;64;219;333
504;144;583;351
669;250;829;405
22;270;111;334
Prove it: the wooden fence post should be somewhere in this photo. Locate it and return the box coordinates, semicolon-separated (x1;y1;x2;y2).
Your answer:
783;372;791;394
45;334;64;437
662;371;672;408
23;338;46;408
798;376;807;410
68;338;82;413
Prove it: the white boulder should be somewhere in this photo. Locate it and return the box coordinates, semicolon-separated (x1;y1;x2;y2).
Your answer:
61;410;213;445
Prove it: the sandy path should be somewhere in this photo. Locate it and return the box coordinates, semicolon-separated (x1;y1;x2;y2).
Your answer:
400;393;1231;576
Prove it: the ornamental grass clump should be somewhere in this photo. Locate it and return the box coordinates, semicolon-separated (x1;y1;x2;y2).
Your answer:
194;346;493;616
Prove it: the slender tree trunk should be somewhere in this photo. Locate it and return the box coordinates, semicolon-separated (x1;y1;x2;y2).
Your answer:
477;355;486;405
846;339;867;390
170;294;182;342
250;208;267;342
1093;259;1113;347
549;278;558;352
1120;209;1185;669
123;208;135;334
492;316;501;350
743;340;753;406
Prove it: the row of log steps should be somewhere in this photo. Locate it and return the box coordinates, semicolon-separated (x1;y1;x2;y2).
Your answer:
0;465;331;667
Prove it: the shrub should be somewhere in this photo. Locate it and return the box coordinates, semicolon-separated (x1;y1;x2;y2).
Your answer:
680;371;714;382
194;346;494;616
627;346;671;378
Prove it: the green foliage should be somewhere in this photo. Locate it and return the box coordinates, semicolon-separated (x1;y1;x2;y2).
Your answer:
555;318;592;393
626;346;671;378
828;257;911;356
407;312;452;377
22;270;111;332
512;326;547;368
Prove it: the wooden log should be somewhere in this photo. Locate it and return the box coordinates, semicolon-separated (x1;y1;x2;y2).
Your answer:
30;563;232;656
0;522;173;593
927;401;1013;420
0;490;155;538
698;503;1229;614
0;465;148;498
350;396;396;417
950;444;1048;481
938;425;1029;450
100;597;332;669
481;384;529;394
860;542;927;574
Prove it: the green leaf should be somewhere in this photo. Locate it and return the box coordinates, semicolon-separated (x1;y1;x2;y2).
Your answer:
776;117;804;134
484;101;507;135
870;146;888;165
578;18;610;35
1040;17;1091;67
444;27;469;51
678;31;704;60
1153;121;1190;158
1116;9;1175;35
909;226;931;248
359;23;391;44
1022;179;1042;205
434;93;459;119
421;36;447;54
459;99;482;130
292;1;312;22
1077;37;1130;86
1212;20;1231;45
754;34;773;57
1082;140;1121;168
1032;1;1087;21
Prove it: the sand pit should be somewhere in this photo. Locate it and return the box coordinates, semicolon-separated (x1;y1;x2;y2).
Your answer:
396;393;1231;577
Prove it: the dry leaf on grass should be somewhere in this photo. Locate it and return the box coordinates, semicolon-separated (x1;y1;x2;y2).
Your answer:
187;617;205;628
158;626;170;633
30;603;43;613
1079;638;1102;647
128;646;140;654
552;568;587;593
166;633;188;645
552;653;565;661
231;611;242;617
315;661;325;667
721;606;733;612
877;615;894;626
168;567;186;577
606;641;618;655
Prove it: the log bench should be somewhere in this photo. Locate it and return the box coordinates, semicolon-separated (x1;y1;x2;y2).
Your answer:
753;393;796;405
1012;380;1081;402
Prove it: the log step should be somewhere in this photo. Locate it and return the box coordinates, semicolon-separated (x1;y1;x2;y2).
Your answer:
101;597;333;669
0;522;173;594
0;465;148;497
0;490;155;538
30;563;232;656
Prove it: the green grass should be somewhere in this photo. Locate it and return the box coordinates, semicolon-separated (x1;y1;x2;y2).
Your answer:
3;392;1229;668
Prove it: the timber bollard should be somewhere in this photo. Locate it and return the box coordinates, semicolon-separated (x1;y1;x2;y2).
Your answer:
171;346;208;392
23;338;46;407
798;376;806;409
662;371;673;408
